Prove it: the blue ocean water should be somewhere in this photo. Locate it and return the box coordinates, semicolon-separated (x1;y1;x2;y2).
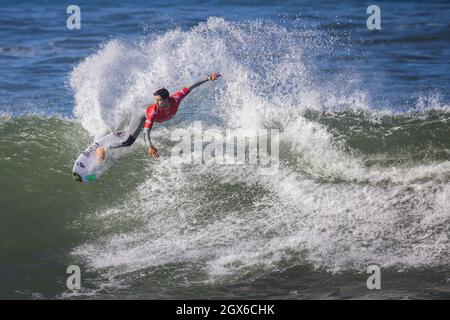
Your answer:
1;0;449;115
0;0;449;299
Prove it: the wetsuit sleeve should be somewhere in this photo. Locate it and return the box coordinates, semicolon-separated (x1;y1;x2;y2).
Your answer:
143;127;153;147
143;109;155;147
188;77;209;92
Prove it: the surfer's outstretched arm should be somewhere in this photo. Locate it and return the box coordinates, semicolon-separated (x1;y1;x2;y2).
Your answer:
143;119;159;158
143;127;153;148
188;72;221;92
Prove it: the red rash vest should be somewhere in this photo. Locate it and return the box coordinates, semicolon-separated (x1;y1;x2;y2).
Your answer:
144;87;190;130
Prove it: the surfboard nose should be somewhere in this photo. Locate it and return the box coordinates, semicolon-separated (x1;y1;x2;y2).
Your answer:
72;172;83;183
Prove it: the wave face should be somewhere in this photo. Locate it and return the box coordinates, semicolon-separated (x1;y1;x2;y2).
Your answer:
70;18;449;297
1;14;449;299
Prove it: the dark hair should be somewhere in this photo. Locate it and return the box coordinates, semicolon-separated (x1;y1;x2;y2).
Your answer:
153;88;169;100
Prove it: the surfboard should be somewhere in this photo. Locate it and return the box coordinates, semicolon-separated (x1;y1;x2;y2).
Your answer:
72;132;125;183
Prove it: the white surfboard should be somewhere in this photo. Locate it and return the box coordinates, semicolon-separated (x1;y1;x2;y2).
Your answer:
72;132;125;183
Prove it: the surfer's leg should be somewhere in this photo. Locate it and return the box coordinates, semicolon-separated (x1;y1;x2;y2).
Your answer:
97;112;146;160
109;112;146;149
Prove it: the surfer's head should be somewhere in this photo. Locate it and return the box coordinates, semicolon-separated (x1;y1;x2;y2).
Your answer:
154;88;170;108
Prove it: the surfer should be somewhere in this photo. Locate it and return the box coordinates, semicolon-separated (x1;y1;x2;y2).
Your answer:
96;72;221;160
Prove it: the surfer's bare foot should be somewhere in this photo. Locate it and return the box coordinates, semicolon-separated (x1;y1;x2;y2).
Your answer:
96;146;106;161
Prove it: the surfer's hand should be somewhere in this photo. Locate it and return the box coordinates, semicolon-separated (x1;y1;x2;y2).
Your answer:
96;146;106;161
148;146;159;158
208;72;221;81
